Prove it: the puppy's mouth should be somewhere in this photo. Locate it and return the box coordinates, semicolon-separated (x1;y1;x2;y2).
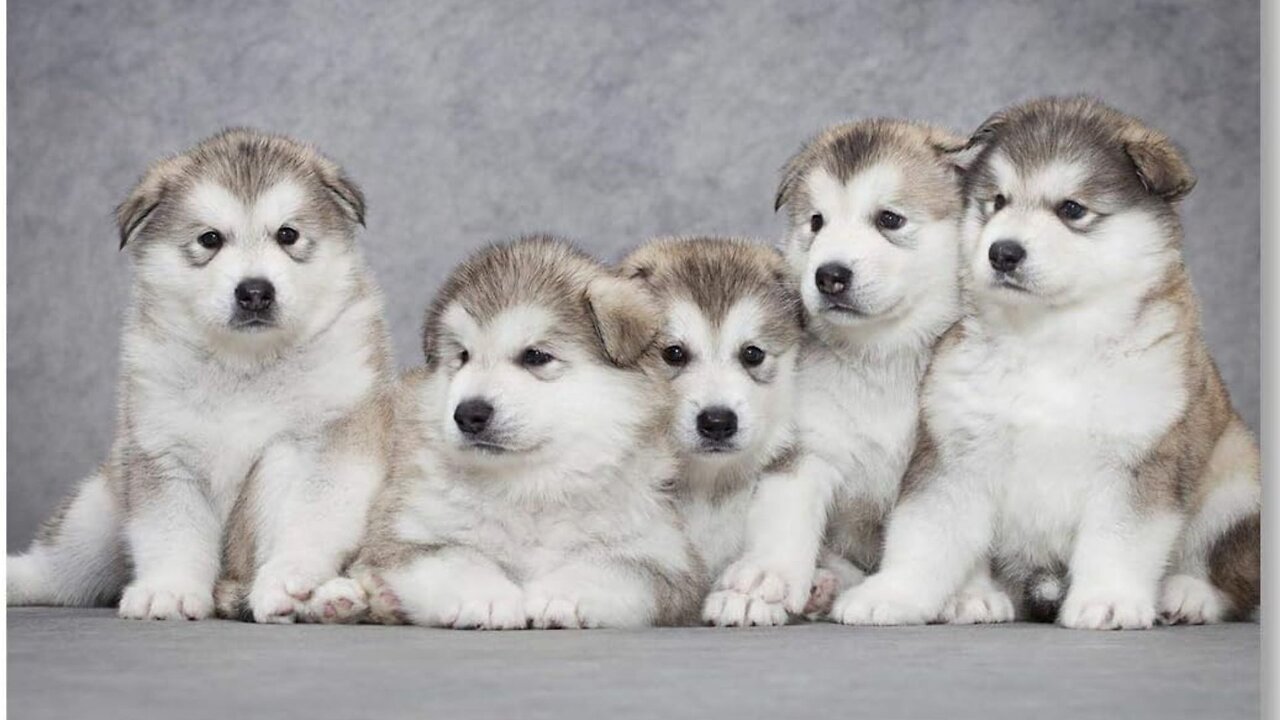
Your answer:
459;436;542;456
819;299;866;316
229;311;278;331
694;438;741;455
991;273;1032;294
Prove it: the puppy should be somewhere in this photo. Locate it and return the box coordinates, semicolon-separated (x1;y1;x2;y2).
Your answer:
617;237;804;590
704;120;968;625
310;236;703;629
6;130;395;623
834;97;1260;629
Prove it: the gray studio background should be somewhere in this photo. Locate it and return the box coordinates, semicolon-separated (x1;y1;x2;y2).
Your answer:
6;0;1259;548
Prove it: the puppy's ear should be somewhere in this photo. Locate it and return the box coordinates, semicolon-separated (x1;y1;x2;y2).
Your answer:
115;154;191;249
585;274;660;368
774;145;811;213
313;157;367;227
1123;127;1196;202
940;112;1006;174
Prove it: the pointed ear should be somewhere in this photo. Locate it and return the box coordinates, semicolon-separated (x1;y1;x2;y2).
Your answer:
115;154;191;249
1123;128;1196;202
585;274;661;368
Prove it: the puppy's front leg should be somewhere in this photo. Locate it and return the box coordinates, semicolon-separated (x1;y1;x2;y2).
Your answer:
248;442;382;623
832;473;992;626
1059;482;1182;630
377;548;525;630
704;454;837;626
119;460;220;620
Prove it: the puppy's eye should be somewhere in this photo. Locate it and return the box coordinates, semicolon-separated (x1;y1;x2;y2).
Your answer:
740;345;766;368
993;194;1008;211
458;349;470;366
1057;200;1087;221
197;231;223;250
876;210;906;231
810;214;824;233
661;345;688;366
521;348;554;367
276;226;299;246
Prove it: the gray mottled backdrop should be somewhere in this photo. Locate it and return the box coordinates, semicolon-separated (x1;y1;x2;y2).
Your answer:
6;0;1260;547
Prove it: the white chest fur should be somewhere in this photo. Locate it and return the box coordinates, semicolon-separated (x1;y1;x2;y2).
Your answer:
925;311;1188;568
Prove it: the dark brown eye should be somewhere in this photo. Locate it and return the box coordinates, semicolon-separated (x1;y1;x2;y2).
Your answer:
276;226;299;245
661;345;687;366
810;214;824;233
993;194;1008;211
458;349;470;366
876;210;905;231
521;348;553;367
197;231;223;249
1057;200;1087;221
740;345;766;367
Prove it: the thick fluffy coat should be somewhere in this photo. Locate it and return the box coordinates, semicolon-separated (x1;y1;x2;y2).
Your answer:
834;97;1261;629
312;236;703;629
7;130;394;623
704;120;967;625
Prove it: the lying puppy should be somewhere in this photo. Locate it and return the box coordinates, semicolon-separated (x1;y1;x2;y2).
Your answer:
311;236;703;629
6;130;395;623
704;120;967;625
617;237;805;590
835;97;1261;629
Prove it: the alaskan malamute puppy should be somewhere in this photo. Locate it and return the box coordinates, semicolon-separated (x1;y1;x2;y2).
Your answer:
704;120;967;625
616;237;805;594
835;97;1260;629
6;130;395;623
311;236;703;629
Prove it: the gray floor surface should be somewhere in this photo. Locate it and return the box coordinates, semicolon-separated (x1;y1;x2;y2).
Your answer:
6;608;1260;720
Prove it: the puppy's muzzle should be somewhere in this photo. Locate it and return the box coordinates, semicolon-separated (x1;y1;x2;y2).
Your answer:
696;406;738;445
988;239;1026;273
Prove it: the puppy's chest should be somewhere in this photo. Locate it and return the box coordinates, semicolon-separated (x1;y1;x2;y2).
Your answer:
132;352;374;499
681;483;754;577
797;347;921;494
928;333;1185;470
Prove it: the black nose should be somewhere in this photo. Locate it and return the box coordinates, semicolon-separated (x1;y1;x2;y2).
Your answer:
234;278;275;312
454;398;494;436
696;407;738;442
815;263;852;296
989;240;1027;273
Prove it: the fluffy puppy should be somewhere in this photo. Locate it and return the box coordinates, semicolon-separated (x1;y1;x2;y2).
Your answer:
617;237;805;592
704;120;968;626
6;130;395;623
311;236;703;629
835;97;1260;629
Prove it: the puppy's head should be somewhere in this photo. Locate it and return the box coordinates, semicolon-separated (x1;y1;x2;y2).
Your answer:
775;120;965;334
117;129;367;354
619;238;802;465
421;236;663;468
957;96;1193;310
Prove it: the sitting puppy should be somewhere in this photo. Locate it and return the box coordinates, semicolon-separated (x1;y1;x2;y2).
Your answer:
312;236;703;629
6;130;395;623
704;120;968;625
617;237;807;591
834;97;1261;629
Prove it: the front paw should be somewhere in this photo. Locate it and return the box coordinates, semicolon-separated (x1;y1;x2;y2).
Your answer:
830;575;934;626
702;589;787;627
249;564;326;624
1159;574;1225;625
450;588;526;630
716;558;811;616
357;572;406;625
938;585;1015;625
303;577;369;624
1060;588;1155;630
118;579;214;621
